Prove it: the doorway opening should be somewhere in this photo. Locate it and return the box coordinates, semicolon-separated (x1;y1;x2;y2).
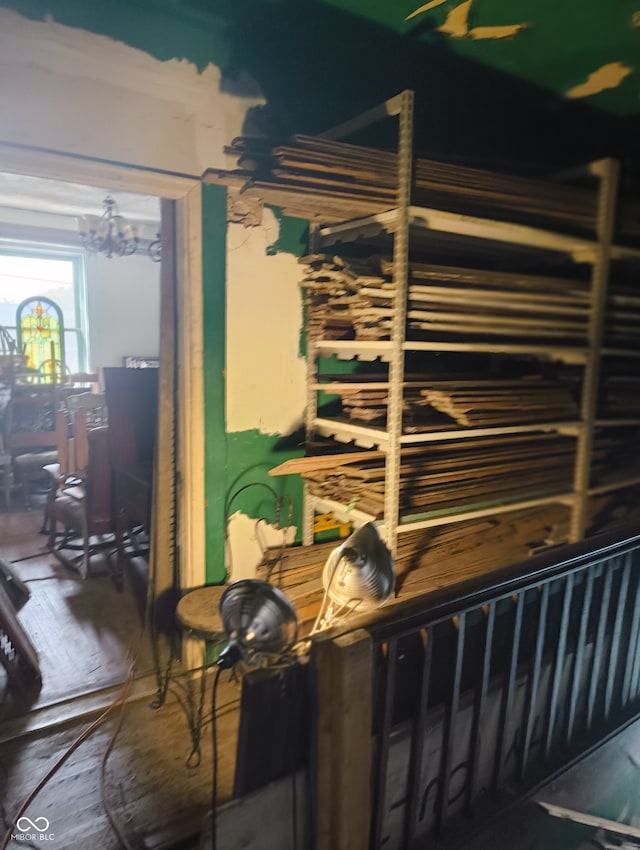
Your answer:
0;151;205;726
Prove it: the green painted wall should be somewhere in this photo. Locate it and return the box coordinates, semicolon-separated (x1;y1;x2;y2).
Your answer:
222;208;308;583
0;0;230;71
202;195;307;584
201;185;228;584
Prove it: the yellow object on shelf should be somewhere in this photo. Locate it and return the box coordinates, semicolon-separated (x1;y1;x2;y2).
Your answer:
313;512;352;538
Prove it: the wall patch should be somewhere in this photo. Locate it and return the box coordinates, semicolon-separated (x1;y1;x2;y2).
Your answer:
405;0;448;22
566;62;633;99
436;1;528;41
437;0;471;37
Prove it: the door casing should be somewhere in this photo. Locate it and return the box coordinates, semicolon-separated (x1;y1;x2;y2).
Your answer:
0;141;206;593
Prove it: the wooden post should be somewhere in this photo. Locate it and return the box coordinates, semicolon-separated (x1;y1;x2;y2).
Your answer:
315;628;373;850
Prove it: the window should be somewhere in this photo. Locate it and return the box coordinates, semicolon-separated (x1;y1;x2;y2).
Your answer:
0;249;88;374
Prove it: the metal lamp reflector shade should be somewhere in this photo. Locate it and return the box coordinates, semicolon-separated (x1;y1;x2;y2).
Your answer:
217;579;298;669
311;523;395;634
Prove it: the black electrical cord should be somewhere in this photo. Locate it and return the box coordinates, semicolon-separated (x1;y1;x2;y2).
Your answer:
210;666;223;850
224;481;292;583
291;768;298;850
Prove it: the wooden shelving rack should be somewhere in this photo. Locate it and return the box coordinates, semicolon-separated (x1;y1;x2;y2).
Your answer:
297;90;640;559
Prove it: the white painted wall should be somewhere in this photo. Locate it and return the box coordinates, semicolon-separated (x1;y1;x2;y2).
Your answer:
84;251;160;368
0;8;262;176
225;211;306;575
225;211;307;437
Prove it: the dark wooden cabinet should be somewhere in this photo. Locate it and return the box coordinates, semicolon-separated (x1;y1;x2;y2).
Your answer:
103;368;158;584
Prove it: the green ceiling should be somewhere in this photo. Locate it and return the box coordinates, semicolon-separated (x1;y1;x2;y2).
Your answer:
321;0;640;115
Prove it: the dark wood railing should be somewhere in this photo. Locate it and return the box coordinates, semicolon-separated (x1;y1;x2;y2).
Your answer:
312;525;640;850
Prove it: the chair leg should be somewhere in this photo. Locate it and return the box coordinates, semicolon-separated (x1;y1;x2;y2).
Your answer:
47;508;58;552
80;512;90;580
23;473;30;510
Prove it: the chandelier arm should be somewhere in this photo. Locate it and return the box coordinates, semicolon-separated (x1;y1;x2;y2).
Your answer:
78;195;143;260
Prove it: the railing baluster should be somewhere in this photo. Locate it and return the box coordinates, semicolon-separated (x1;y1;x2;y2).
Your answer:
629;606;640;704
566;566;595;745
604;555;630;720
621;560;640;707
466;603;496;814
403;627;433;847
362;534;640;846
436;612;466;834
519;583;550;779
586;562;613;731
628;557;640;703
544;574;574;760
492;593;524;794
371;637;398;850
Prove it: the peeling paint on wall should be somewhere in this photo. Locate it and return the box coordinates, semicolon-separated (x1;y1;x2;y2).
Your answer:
227;512;296;580
405;0;448;22
566;61;633;99
0;8;263;175
226;212;306;437
436;1;528;41
467;23;528;40
265;208;309;257
437;1;471;38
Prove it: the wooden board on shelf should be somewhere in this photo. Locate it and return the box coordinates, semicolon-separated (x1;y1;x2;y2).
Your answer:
269;451;385;476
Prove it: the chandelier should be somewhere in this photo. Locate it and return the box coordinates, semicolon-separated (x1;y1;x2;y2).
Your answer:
78;196;161;262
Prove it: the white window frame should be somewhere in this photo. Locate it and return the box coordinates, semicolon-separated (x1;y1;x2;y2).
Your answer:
0;243;89;373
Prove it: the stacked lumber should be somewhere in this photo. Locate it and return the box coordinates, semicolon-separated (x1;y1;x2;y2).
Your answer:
269;450;385;478
266;491;640;634
214;134;599;233
303;433;577;520
393;504;572;596
414;378;578;428
395;491;640;597
397;260;591;344
265;503;575;632
259;539;337;632
299;253;392;341
337;384;459;430
301;253;591;346
314;374;578;432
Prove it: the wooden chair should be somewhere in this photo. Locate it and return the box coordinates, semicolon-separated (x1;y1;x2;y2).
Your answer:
3;389;58;508
43;392;109;532
47;416;115;580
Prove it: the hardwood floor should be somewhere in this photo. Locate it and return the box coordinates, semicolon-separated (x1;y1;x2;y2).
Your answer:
0;497;153;714
0;497;238;849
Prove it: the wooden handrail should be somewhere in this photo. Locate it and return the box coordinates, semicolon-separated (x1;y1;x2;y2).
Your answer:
310;523;640;849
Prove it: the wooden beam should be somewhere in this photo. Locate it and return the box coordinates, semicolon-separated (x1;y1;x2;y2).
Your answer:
315;629;373;850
